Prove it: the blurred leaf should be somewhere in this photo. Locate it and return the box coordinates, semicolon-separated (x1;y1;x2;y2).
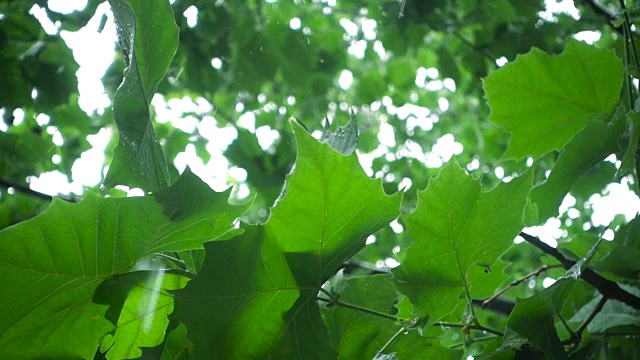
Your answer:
485;40;623;159
619;111;640;177
570;285;640;334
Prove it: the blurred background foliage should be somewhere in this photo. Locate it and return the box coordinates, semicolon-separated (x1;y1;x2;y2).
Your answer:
0;0;636;317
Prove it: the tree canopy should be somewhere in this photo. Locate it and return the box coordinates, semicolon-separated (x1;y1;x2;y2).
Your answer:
1;0;640;358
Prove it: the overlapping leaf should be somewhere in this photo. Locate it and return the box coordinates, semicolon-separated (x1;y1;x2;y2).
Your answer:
177;120;402;358
530;107;626;222
484;39;623;159
97;271;188;360
104;0;179;191
505;279;584;359
176;225;299;359
0;169;249;358
393;161;532;323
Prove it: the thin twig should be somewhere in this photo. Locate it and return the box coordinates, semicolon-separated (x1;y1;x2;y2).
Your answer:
576;296;608;339
483;264;563;308
318;288;504;337
434;321;504;337
520;232;640;310
377;326;406;356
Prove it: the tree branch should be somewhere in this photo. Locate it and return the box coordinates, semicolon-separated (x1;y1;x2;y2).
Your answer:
520;232;640;310
0;179;78;203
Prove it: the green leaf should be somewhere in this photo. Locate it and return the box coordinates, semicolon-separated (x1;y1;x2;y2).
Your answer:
321;274;463;359
530;107;626;221
0;170;249;358
484;40;623;159
270;120;402;284
178;120;402;358
393;160;532;323
505;278;581;359
175;225;300;359
161;323;193;360
97;272;188;360
103;0;179;192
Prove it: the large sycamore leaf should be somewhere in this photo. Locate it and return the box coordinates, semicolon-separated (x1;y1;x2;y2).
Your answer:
322;274;462;359
96;271;188;360
176;225;300;359
484;39;623;159
393;161;532;324
103;0;179;191
0;169;249;359
177;120;402;359
270;120;402;283
530;106;626;222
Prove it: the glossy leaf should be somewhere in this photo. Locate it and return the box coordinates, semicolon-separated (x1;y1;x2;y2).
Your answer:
393;160;532;323
484;40;623;159
0;170;249;358
103;0;179;192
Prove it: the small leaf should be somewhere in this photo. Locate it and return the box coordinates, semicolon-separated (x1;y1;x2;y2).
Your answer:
103;0;180;192
484;39;623;159
319;110;358;155
393;160;532;323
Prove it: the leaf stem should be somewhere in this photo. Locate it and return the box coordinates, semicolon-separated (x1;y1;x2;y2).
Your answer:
434;321;504;337
575;296;608;340
318;288;504;337
483;264;563;308
377;326;406;355
317;288;400;322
